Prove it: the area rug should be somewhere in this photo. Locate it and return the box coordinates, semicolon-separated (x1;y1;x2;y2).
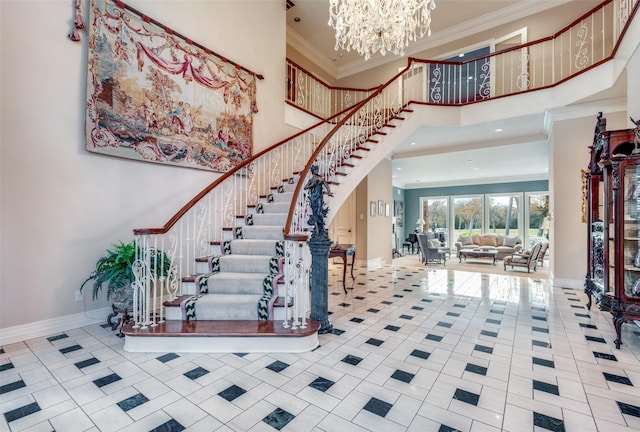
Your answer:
393;252;550;279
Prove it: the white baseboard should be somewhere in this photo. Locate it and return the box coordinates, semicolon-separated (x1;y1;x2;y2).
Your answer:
0;307;111;346
365;258;383;271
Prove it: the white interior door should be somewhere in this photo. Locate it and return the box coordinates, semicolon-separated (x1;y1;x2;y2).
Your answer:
330;192;356;245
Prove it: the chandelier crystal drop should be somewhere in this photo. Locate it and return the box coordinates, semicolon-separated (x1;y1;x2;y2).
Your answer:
328;0;436;61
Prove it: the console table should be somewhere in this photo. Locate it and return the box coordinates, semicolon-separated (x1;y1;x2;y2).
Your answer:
459;248;498;265
329;244;356;293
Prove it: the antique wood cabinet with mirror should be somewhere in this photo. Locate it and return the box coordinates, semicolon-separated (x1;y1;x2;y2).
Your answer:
585;113;640;348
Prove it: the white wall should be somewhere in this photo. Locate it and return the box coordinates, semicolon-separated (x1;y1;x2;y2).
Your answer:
0;0;288;332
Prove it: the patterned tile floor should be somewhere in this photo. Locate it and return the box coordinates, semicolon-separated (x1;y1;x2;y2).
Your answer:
3;260;640;431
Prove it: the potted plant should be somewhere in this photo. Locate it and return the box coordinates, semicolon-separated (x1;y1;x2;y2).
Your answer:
80;240;172;310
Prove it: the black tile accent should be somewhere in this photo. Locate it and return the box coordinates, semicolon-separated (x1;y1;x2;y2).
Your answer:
332;328;345;335
533;412;565;432
47;333;69;342
399;314;413;320
480;330;498;338
391;369;414;383
474;344;493;354
426;334;443;342
403;289;413;292
263;407;295;431
309;376;335;392
3;401;40;423
532;326;549;333
585;336;606;343
117;393;149;412
184;367;209;380
0;362;14;372
355;296;366;300
580;323;597;329
437;321;453;328
0;348;3;354
438;425;463;432
494;300;507;305
93;373;122;388
385;325;400;332
411;306;424;311
59;344;83;354
532;306;546;312
618;401;640;417
490;309;504;314
366;338;384;347
410;349;430;360
465;363;487;376
368;290;378;294
422;298;433;303
338;303;351;307
393;294;404;298
218;384;246;402
533;340;551;348
363;397;392;417
350;317;364;323
342;355;363;366
533;380;560;395
603;372;633;386
156;353;179;363
381;301;393;305
150;418;185;432
593;351;618;361
446;312;460;317
532;316;547;321
453;388;479;406
571;305;585;309
567;297;580;302
575;313;591;318
0;380;25;394
486;318;501;325
533;357;555;368
367;308;380;313
454;304;466;308
75;357;100;369
267;360;289;373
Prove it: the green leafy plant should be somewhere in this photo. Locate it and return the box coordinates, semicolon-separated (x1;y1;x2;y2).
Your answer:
80;240;172;302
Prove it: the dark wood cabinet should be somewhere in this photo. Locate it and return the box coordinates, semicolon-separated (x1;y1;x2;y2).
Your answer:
585;113;640;348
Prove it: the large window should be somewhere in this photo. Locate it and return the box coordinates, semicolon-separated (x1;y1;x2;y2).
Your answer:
453;196;483;241
419;191;548;249
487;194;520;236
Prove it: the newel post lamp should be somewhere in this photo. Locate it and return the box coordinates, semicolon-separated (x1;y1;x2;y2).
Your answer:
416;217;425;233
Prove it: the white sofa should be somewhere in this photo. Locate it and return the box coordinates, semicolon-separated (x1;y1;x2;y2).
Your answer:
454;233;523;260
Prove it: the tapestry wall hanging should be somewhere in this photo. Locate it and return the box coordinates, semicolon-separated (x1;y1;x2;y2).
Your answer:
86;0;259;172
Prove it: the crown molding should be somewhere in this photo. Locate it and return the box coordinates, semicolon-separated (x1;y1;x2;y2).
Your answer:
543;96;628;134
287;26;338;79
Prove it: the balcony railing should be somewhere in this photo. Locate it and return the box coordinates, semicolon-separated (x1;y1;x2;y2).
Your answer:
288;0;638;113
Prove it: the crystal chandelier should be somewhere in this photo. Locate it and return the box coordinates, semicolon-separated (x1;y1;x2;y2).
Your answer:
328;0;436;61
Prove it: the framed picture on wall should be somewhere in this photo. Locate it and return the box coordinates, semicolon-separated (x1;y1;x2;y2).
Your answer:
370;201;377;216
378;200;384;216
395;201;404;227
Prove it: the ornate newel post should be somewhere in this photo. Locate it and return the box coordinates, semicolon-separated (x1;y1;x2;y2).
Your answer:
308;232;333;334
305;165;334;334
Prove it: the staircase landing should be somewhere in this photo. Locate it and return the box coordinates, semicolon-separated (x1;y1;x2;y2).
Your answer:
122;319;320;353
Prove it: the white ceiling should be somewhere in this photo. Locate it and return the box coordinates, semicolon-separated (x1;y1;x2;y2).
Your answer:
285;0;609;189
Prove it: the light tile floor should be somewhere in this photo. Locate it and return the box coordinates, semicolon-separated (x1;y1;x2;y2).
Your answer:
3;261;640;431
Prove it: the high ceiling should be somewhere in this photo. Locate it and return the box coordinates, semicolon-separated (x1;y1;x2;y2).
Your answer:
285;0;609;189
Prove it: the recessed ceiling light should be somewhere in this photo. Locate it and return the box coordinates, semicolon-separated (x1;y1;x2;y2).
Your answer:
294;17;301;22
397;167;402;170
458;53;464;57
392;175;396;178
495;128;503;132
410;142;416;146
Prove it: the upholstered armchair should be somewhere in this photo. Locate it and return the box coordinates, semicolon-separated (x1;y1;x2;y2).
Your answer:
417;233;446;265
503;241;543;273
537;241;549;267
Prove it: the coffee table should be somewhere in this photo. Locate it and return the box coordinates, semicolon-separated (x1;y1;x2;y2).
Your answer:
459;248;498;265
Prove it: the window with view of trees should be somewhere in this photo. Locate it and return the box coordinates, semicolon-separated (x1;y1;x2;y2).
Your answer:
453;196;483;240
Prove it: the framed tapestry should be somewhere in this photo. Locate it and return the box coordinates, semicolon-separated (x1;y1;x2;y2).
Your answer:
85;0;258;172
